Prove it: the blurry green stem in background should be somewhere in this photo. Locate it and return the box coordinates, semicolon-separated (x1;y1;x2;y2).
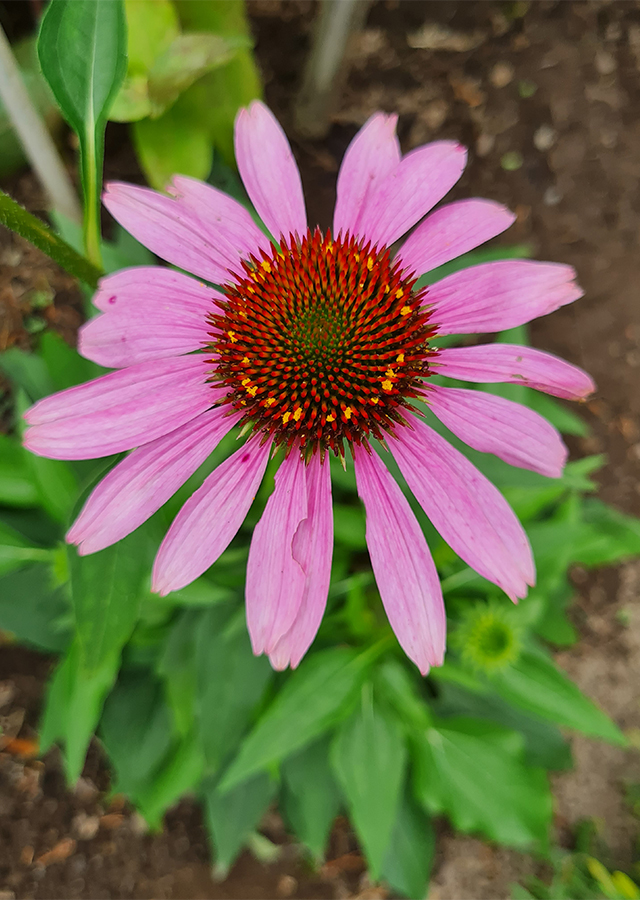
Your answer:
294;0;372;139
0;23;81;224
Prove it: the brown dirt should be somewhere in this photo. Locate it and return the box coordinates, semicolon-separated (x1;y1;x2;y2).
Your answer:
1;1;640;897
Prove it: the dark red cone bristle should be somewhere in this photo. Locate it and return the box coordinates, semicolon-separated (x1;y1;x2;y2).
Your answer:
208;228;436;459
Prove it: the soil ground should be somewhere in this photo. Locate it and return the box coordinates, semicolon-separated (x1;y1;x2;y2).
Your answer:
0;1;640;897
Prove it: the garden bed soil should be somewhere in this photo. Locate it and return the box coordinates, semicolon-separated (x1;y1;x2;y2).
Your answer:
1;1;640;897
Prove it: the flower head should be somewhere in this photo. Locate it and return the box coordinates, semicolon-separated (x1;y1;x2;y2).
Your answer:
23;102;595;675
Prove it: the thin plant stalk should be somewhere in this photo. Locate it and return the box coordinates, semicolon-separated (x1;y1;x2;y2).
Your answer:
0;23;81;224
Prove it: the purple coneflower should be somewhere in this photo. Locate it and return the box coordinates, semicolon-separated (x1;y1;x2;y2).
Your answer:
23;102;594;674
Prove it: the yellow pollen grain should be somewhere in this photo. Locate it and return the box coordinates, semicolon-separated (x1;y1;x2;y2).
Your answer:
247;285;255;293
367;257;374;271
265;397;276;407
382;379;393;392
241;357;250;365
326;413;336;422
400;305;412;316
396;352;405;363
241;377;251;387
385;368;395;379
354;253;360;262
261;260;271;273
384;284;390;293
228;330;237;343
282;411;292;425
396;288;404;299
326;241;334;253
247;385;258;397
371;396;380;405
344;406;353;420
293;408;303;422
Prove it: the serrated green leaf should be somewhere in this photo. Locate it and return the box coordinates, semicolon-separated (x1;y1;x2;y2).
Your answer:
490;647;625;745
219;647;372;792
68;528;148;672
380;789;435;899
280;737;342;861
203;771;276;876
38;0;127;265
413;717;552;848
0;191;101;288
331;688;407;879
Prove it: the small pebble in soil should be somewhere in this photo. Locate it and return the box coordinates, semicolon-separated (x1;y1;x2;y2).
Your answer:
518;79;537;97
476;133;495;157
533;124;557;152
277;874;298;898
595;49;617;75
543;185;562;206
489;61;515;88
72;811;100;841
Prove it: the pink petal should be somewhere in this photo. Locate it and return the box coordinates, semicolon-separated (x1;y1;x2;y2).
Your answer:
246;454;308;657
357;141;467;248
434;343;596;401
23;356;217;459
103;182;249;285
234;101;306;239
397;199;516;277
427;386;568;478
427;260;583;335
152;434;272;595
354;446;445;675
333;113;400;238
92;267;222;314
390;416;535;601
81;268;218;368
269;454;333;670
168;174;272;257
67;407;241;554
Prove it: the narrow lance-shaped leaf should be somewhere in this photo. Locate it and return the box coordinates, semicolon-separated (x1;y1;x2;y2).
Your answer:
38;0;127;266
0;190;101;287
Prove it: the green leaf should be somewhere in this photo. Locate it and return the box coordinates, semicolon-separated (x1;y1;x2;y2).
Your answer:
413;717;552;848
333;503;366;549
0;562;70;651
157;609;200;738
147;33;246;117
432;680;572;771
0;521;52;577
39;638;120;782
0;434;39;507
38;331;100;391
196;607;273;772
331;689;407;879
203;771;277;876
99;669;173;798
132;99;212;189
380;790;435;900
175;0;262;167
527;391;590;437
219;647;372;792
68;528;149;673
124;0;178;73
280;737;342;861
0;191;101;287
490;647;626;745
572;499;640;567
135;733;204;829
0;347;53;401
38;0;127;265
